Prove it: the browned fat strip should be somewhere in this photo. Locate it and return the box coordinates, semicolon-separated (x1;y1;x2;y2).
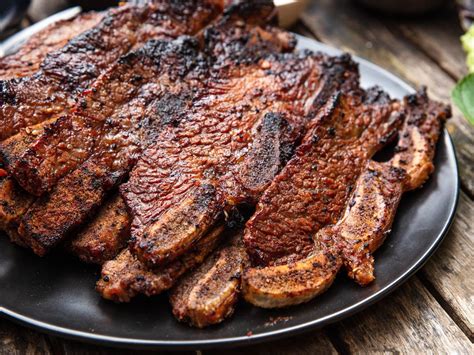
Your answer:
170;232;246;328
97;225;225;303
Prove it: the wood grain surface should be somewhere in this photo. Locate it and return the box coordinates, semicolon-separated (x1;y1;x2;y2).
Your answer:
1;0;473;353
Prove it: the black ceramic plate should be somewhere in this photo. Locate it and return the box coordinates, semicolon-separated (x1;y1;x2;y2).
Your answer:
0;21;459;349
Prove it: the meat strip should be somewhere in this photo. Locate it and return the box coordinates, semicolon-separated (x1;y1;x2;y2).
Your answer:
169;231;246;328
242;89;450;308
0;11;104;80
65;193;130;265
97;224;225;303
244;87;403;267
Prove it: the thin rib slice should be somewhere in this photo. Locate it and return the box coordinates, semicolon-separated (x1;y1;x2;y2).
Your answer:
169;231;246;328
0;11;104;80
17;5;299;256
242;90;450;308
338;89;450;285
244;87;403;267
65;193;131;265
0;0;223;142
96;224;225;303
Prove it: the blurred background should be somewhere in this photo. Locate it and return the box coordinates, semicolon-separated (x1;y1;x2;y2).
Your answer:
0;0;473;37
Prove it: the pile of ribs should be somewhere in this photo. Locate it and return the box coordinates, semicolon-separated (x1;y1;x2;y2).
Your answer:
0;0;450;328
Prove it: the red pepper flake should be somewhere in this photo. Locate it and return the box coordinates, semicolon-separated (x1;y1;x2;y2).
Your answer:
0;169;8;178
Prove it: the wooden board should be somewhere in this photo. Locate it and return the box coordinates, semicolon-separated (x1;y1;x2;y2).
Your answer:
332;277;473;353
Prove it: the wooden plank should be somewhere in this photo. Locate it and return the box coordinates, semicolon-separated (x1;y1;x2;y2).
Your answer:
204;330;337;355
301;0;474;196
332;277;473;353
0;318;52;355
394;6;467;81
419;191;474;340
45;335;195;355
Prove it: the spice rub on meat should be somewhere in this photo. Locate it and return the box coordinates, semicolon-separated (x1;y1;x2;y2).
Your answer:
66;193;131;265
170;230;247;328
0;0;224;195
242;89;450;308
0;11;104;80
244;87;403;268
16;1;296;256
97;224;225;303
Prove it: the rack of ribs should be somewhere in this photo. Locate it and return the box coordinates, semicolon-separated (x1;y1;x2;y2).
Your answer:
15;2;306;256
242;89;450;308
122;34;359;270
0;0;224;195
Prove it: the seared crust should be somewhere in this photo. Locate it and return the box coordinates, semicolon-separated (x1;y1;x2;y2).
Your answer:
0;176;33;245
242;90;450;308
169;232;246;328
0;12;104;80
66;193;131;264
244;88;403;267
96;225;224;303
392;88;451;190
0;0;223;141
17;6;300;257
243;251;341;308
318;161;406;286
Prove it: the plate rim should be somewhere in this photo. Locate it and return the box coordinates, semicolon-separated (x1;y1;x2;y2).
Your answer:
0;28;460;350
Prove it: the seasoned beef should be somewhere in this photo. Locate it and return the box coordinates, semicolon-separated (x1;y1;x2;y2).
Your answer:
17;4;298;256
0;12;104;80
123;38;359;268
242;90;450;308
66;193;130;265
169;231;246;328
97;224;225;303
0;2;278;198
243;87;403;267
0;176;32;245
0;0;223;187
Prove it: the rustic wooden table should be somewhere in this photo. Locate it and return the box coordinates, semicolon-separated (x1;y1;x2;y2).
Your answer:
1;0;473;353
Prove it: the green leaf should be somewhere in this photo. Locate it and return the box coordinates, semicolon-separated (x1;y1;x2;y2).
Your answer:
452;73;474;126
461;25;474;73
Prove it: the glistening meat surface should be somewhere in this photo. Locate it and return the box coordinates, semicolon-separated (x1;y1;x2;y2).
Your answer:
242;90;450;308
0;0;223;195
0;11;104;80
243;87;403;267
17;2;294;256
123;50;359;268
